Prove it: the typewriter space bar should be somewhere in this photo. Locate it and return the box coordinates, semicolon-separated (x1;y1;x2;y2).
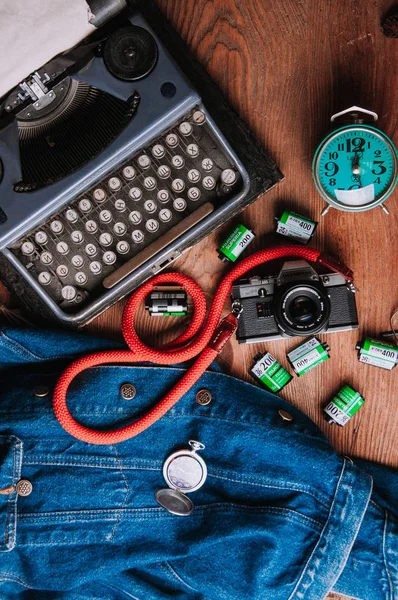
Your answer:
103;202;215;289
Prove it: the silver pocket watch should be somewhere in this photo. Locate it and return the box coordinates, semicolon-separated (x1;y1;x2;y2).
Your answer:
155;440;207;516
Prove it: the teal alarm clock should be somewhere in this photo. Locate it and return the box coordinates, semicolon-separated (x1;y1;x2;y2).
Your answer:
312;106;398;214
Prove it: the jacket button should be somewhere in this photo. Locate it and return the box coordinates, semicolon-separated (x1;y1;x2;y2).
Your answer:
33;385;49;397
120;383;136;400
196;389;212;405
16;480;33;497
278;409;293;422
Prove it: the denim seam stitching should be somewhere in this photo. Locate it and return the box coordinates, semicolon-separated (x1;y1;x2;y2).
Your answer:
382;509;394;600
209;470;329;509
287;460;347;600
159;561;197;593
0;572;31;589
107;445;131;542
3;441;19;549
0;576;31;590
18;505;323;532
23;460;160;471
0;331;43;361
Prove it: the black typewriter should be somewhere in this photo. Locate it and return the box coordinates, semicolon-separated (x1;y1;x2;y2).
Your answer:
0;0;282;327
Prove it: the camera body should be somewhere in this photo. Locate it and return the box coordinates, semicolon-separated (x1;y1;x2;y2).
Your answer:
232;260;358;343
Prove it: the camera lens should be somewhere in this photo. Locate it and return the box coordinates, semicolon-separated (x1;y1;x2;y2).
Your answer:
274;283;330;336
289;295;318;324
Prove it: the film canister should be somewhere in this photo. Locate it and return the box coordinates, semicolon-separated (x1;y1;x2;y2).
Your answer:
250;352;293;393
324;385;364;426
218;224;255;263
145;286;187;317
275;210;318;244
287;337;330;376
356;337;398;370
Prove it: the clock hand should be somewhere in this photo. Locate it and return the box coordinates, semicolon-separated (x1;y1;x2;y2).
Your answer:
352;154;363;187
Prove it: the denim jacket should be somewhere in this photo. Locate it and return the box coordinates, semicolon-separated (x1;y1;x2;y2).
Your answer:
0;327;397;600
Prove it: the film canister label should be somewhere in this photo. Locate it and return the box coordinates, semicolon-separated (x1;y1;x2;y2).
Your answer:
251;352;293;393
218;224;255;262
287;337;330;376
356;338;398;370
324;385;364;426
276;210;317;244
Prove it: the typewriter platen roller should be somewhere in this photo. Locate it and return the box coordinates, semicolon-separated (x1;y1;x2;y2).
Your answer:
0;1;282;326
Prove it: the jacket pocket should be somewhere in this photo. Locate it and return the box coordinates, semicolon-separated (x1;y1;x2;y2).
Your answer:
0;436;23;551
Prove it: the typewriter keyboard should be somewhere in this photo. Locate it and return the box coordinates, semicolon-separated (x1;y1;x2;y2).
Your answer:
10;108;243;312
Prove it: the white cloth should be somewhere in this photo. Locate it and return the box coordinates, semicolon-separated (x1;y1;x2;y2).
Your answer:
0;0;96;98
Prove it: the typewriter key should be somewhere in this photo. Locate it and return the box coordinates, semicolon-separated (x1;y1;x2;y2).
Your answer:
173;198;187;212
146;219;159;232
188;169;201;184
71;231;84;244
187;143;199;157
152;144;166;159
202;158;214;172
65;209;78;223
193;110;206;125
172;155;185;169
157;165;171;179
129;210;142;225
157;190;170;203
138;155;151;169
159;208;172;222
61;285;77;301
85;244;97;257
132;230;144;244
79;199;92;213
56;242;69;255
93;189;106;203
75;272;88;285
179;122;193;136
166;133;178;148
116;241;130;254
144;177;156;190
40;251;53;265
202;176;216;190
56;265;69;278
85;221;98;234
144;200;157;213
89;261;102;274
72;255;84;268
114;199;126;212
221;169;237;186
103;251;117;265
99;210;112;224
129;187;142;201
172;179;185;193
188;187;201;201
108;177;121;191
50;220;64;234
35;231;48;245
113;222;127;236
99;233;113;247
38;272;51;286
122;166;135;180
21;241;35;256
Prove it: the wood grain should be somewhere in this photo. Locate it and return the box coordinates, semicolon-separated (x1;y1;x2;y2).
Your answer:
89;0;398;468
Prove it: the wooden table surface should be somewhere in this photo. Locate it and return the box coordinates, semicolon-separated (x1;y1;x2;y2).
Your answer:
91;0;398;467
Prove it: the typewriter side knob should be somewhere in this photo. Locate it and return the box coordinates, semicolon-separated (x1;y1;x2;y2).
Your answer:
104;25;158;81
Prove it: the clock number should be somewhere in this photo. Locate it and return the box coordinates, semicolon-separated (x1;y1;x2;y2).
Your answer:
329;178;336;186
374;177;381;184
349;184;360;190
351;137;365;152
374;150;381;157
325;161;339;176
372;161;386;175
338;143;344;151
328;152;338;160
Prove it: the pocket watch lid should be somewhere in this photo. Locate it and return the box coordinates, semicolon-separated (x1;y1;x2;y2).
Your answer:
155;488;194;516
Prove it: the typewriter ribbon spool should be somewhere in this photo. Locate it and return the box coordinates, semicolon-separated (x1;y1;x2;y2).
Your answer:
53;245;355;444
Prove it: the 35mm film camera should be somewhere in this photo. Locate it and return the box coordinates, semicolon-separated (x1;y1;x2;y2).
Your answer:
232;260;359;343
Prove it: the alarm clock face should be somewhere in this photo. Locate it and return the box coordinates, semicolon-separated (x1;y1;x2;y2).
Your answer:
313;125;398;211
